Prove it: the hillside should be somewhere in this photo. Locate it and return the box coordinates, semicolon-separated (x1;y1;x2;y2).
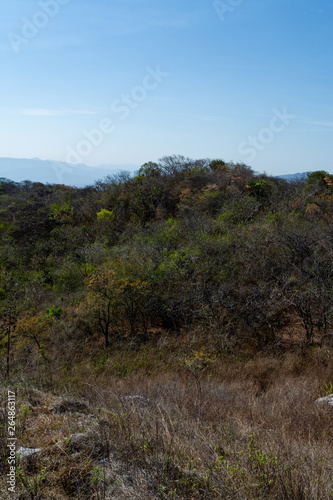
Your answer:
1;156;333;499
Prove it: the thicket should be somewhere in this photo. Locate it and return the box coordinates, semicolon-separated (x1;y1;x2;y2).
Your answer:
1;157;333;381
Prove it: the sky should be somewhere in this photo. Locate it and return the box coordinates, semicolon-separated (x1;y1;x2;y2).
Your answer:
1;0;333;175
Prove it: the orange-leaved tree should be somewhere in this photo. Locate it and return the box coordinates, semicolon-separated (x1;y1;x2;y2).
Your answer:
15;314;49;362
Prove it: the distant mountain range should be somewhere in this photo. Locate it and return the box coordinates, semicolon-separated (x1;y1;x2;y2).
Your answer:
0;157;315;187
276;172;313;181
0;157;138;187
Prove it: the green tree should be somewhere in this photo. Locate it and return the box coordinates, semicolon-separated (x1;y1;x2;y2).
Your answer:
117;278;150;337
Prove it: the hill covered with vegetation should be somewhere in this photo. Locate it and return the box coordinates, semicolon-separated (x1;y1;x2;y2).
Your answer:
1;156;333;498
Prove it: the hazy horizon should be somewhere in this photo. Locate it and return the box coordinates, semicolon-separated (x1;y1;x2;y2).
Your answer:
0;156;317;189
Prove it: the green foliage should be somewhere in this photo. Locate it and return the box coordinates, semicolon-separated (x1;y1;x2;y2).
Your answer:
82;263;96;276
134;174;145;183
307;171;333;186
90;466;104;486
45;305;62;319
97;208;114;222
16;465;48;497
53;261;84;293
210;159;229;172
0;155;333;360
319;381;333;398
218;196;260;225
248;179;271;202
17;404;31;419
138;161;161;178
49;203;73;224
94;353;108;372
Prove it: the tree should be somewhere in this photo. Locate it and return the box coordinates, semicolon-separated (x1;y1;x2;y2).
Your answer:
210;159;230;173
137;162;161;178
14;314;49;363
79;267;117;348
0;271;22;380
117;278;150;337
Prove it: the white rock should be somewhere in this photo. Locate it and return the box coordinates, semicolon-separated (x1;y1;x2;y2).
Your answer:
123;395;150;407
315;394;333;407
17;447;41;459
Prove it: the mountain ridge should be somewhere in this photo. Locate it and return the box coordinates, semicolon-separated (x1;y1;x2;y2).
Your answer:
0;157;318;187
276;171;313;181
0;157;138;187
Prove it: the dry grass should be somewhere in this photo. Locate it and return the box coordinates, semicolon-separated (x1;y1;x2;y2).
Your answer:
1;345;333;499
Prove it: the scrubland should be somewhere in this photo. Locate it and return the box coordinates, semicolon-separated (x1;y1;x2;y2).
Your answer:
1;158;333;498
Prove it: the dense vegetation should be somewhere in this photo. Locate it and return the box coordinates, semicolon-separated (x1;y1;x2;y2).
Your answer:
1;156;333;498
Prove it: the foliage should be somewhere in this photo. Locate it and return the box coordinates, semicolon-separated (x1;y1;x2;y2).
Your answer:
45;305;62;319
0;161;333;369
319;380;333;398
97;208;114;222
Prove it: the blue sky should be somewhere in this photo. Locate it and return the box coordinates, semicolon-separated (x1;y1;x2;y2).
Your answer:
1;0;333;175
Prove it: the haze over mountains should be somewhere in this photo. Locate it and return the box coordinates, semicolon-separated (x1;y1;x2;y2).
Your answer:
0;157;138;187
0;157;314;187
277;172;313;181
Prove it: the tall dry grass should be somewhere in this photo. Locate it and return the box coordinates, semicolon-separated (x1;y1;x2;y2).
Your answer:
2;345;332;499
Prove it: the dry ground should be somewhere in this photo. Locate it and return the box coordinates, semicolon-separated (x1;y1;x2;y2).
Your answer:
1;346;333;499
